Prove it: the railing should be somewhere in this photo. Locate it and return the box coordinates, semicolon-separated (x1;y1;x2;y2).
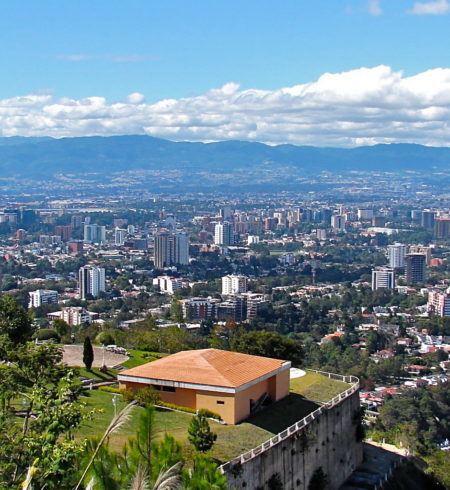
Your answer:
219;369;360;471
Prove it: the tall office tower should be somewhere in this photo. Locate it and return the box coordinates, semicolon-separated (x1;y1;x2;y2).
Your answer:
78;265;106;299
405;253;427;284
83;224;106;244
54;225;72;241
219;206;232;220
421;210;436;230
330;214;346;231
357;208;374;220
409;245;432;265
71;215;83;229
214;222;234;245
222;275;248;295
154;232;189;269
321;208;332;225
434;217;450;239
371;267;395;291
427;288;450;317
114;228;127;246
388;243;407;268
20;209;36;226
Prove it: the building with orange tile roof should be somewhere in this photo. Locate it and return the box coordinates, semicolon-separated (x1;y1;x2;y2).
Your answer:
118;348;291;424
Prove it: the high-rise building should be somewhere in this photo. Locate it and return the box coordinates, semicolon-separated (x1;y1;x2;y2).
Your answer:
331;215;346;231
434;217;450;239
371;267;395;291
388;243;407;268
83;224;106;244
357;208;374;220
405;253;427;284
29;289;59;308
421;210;436;230
78;265;106;299
68;240;84;254
154;232;189;269
222;275;248;295
114;228;127;246
427;288;450;317
70;215;82;229
55;225;72;241
214;222;234;246
409;245;432;265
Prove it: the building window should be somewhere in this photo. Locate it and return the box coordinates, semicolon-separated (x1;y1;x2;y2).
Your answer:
216;400;225;405
162;386;176;392
151;385;162;391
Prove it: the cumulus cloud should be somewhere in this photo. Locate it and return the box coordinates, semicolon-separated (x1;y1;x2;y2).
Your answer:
410;0;450;14
2;65;450;147
126;92;146;104
367;0;382;16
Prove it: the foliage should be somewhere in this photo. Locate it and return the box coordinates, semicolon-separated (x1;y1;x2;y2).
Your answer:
0;341;91;488
157;401;197;414
95;330;116;346
425;450;450;489
197;408;222;421
34;328;60;341
375;382;450;455
308;467;328;490
188;413;217;453
83;336;94;370
183;453;227;489
0;294;35;344
122;386;160;407
98;385;121;394
231;329;303;366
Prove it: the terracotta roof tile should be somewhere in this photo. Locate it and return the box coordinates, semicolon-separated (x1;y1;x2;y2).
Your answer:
120;348;288;388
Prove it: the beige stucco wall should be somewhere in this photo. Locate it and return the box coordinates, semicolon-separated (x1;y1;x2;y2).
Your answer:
119;366;290;425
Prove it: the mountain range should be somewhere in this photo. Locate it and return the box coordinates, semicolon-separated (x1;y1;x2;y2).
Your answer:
0;135;449;179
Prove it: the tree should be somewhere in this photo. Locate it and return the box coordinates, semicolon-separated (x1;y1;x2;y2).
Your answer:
170;299;184;323
53;318;71;338
0;294;34;344
188;414;217;453
83;336;94;370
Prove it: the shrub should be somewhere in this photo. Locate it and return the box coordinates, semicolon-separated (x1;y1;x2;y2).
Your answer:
98;386;121;394
157;401;197;414
197;408;222;421
34;329;60;341
121;386;160;406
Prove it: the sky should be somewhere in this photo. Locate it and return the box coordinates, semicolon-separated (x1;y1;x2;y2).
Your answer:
1;0;450;146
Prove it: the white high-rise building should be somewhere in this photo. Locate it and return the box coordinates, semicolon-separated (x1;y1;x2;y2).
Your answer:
83;224;106;244
388;243;407;268
222;275;248;295
214;222;234;246
29;289;59;308
115;228;127;246
331;215;346;231
371;268;395;291
154;232;189;269
79;265;106;299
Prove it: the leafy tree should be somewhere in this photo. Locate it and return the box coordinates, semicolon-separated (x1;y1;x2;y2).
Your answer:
0;294;34;344
188;413;217;452
53;318;71;338
83;336;94;369
231;329;303;366
183;453;227;489
170;299;184;323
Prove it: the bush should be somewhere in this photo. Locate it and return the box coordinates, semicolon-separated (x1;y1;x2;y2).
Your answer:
157;401;197;414
121;386;160;406
34;329;60;341
95;331;116;346
98;386;121;394
197;408;222;421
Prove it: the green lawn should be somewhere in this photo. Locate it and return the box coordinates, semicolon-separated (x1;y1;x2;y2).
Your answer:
121;350;160;369
290;371;350;402
75;371;350;463
75;367;118;381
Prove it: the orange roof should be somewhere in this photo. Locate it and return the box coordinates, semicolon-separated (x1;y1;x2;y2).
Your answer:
120;349;289;389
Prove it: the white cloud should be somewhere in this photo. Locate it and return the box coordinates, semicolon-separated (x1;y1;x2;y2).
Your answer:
367;0;382;16
2;66;450;147
126;92;146;104
410;0;450;14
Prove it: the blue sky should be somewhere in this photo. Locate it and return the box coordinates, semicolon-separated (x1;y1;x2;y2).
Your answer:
1;0;450;145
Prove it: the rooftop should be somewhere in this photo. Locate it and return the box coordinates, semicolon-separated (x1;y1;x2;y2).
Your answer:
119;348;290;389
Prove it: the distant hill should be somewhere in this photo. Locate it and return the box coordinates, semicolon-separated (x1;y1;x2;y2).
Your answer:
0;135;448;179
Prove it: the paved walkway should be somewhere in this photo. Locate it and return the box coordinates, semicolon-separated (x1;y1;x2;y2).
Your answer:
62;344;128;368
